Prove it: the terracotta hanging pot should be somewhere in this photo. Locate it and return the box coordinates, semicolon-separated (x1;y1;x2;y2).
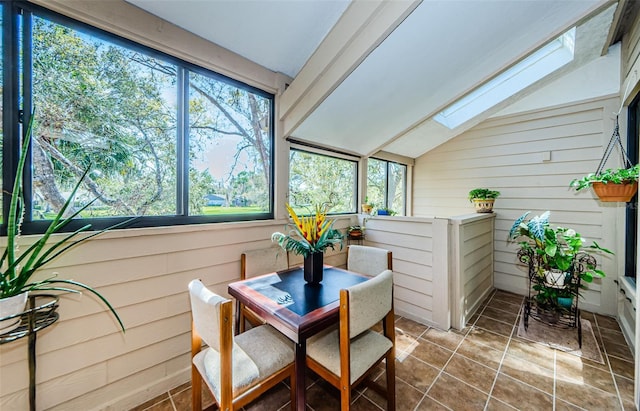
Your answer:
592;181;638;202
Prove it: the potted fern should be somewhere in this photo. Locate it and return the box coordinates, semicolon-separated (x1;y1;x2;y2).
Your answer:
0;114;127;334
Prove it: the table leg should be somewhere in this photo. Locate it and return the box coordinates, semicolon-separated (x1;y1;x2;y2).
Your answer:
234;301;241;336
294;341;306;411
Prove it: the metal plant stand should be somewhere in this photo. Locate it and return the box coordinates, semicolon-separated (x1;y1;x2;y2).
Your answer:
518;249;595;348
0;294;59;411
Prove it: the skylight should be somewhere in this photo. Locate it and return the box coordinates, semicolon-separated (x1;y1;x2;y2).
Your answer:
434;27;576;129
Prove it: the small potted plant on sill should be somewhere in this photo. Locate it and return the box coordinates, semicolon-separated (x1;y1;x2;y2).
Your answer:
570;165;639;202
0;113;128;334
361;197;374;215
376;207;396;216
468;188;500;213
508;211;613;317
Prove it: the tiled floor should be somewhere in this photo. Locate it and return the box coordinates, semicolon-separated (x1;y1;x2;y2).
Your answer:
131;289;636;410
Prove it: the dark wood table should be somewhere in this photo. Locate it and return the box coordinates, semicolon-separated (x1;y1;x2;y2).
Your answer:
228;265;369;411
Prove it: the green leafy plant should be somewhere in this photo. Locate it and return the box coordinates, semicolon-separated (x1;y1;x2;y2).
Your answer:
570;165;639;191
468;188;501;202
508;211;613;283
272;203;343;258
0;113;130;331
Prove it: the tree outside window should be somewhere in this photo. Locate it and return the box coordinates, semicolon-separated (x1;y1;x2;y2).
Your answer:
367;158;406;215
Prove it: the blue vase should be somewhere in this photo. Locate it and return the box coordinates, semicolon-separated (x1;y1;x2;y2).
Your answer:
557;296;573;309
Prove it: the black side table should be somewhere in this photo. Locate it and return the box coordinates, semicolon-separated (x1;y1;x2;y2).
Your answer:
0;294;59;411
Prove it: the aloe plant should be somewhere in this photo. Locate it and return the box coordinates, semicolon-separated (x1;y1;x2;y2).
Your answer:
0;113;128;332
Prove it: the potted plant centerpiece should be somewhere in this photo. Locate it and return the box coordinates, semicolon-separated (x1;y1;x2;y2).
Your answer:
0;114;127;334
570;165;639;202
508;211;613;319
272;203;343;285
468;188;500;213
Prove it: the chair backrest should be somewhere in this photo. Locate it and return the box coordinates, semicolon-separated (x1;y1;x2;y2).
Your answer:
345;269;393;338
241;246;289;279
188;279;227;351
347;245;392;277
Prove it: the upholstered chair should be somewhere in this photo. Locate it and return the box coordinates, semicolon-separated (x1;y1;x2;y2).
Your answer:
188;279;295;411
238;246;289;332
305;269;395;410
346;245;392;276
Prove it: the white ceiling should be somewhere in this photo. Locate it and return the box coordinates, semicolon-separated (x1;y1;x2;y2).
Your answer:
127;0;614;159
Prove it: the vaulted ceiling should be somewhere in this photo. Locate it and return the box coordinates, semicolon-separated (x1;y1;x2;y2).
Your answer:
127;0;617;159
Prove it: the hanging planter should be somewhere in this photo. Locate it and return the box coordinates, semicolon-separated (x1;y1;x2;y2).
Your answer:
570;116;639;203
591;181;638;202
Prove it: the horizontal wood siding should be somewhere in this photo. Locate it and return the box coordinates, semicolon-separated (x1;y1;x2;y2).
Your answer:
414;97;622;316
0;217;354;410
362;216;446;328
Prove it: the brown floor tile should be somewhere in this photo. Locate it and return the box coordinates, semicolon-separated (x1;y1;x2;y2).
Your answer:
129;313;634;411
415;396;452;410
580;310;595;321
615;375;635;406
394;328;420;355
467;313;480;326
506;338;556;371
556;359;616;393
595;314;623;332
465;326;510;352
421;326;466;351
491;373;553;411
410;337;454;369
363;376;423;410
395;355;440;392
457;338;505;370
482;306;519;324
492;290;526;306
444;354;497;393
395;317;428;338
486;298;522;314
428;372;488;410
143;398;175;411
555;398;587;410
485;397;519;410
129;392;171;411
244;383;292;411
555;379;623;410
604;339;634;362
499;353;554;394
599;326;627;346
305;379;341;410
475;315;515;337
609;355;635;380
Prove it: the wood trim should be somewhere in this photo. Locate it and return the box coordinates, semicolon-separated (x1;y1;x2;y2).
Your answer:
219;300;233;410
191;319;203;411
339;289;351;410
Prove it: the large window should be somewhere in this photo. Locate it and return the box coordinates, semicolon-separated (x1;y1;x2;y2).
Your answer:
3;2;274;233
367;158;406;216
289;148;357;214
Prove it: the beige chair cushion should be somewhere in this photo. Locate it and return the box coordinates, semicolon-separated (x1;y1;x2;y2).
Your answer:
189;279;225;351
307;327;392;384
194;324;294;400
347;245;390;277
306;269;394;384
348;269;393;337
243;246;288;278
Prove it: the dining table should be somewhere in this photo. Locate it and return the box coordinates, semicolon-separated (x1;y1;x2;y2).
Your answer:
227;265;369;411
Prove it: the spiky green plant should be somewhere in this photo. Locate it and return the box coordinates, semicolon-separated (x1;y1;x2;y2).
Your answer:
0;113;129;332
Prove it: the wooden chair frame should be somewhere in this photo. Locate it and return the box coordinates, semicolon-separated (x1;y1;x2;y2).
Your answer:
191;298;296;411
306;288;396;410
238;250;289;333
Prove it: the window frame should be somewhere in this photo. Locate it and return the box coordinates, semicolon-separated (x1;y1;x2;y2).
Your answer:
2;1;275;234
367;157;407;216
288;143;359;215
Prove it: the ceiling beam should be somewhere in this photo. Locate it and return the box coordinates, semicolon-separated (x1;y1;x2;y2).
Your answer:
279;0;420;138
